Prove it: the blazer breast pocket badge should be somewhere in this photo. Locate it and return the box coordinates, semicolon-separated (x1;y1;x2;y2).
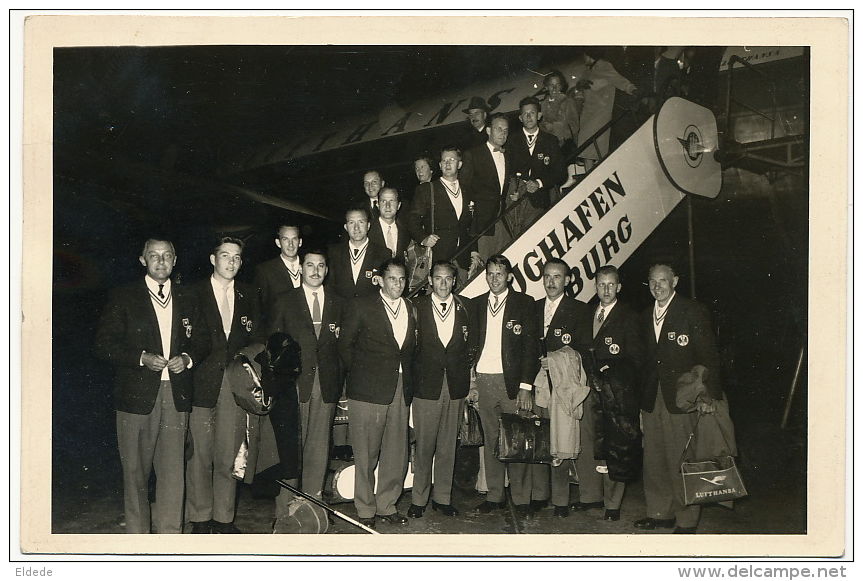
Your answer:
512;324;522;335
609;343;620;355
677;334;689;346
241;316;253;333
182;317;192;338
561;333;571;345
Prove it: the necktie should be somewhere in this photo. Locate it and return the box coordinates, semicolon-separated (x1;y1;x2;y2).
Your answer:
441;302;447;313
493;294;499;310
386;224;396;257
312;291;322;338
219;285;231;339
353;247;359;258
593;307;605;338
528;133;536;147
544;302;553;334
158;283;165;299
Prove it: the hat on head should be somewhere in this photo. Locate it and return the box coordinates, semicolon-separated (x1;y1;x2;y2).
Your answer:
462;96;491;114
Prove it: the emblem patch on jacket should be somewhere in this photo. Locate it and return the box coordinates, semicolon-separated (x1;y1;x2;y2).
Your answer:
241;316;253;333
462;325;469;342
365;270;373;278
668;331;677;341
604;336;613;345
554;328;562;337
513;324;522;335
677;334;689;346
609;343;620;355
506;320;514;329
182;318;192;338
561;333;571;345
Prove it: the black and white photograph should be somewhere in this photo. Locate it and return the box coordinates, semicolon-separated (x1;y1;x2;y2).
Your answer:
16;12;849;559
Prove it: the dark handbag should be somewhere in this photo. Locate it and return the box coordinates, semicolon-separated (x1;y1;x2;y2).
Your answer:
495;410;552;464
679;413;748;505
458;401;484;447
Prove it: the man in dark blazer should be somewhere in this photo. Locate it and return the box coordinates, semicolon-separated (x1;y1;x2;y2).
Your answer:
338;258;417;529
469;255;540;516
575;264;643;522
368;187;412;260
460;113;513;259
635;262;722;534
407;146;479;283
253;224;303;327
354;169;385;221
327;207;392;302
185;236;261;534
532;258;593;517
507;96;566;230
95;238;210;533
267;248;344;501
407;261;473;519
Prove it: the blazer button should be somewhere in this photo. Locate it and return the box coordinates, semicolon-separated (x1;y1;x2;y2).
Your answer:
311;366;317;371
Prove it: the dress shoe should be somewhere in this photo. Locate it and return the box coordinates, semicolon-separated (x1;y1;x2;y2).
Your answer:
359;517;376;530
513;504;532;518
603;509;620;521
407;504;426;518
674;526;698;534
553;505;569;518
377;512;409;525
190;521;211;534
570;501;604;511
473;500;506;514
432;501;459;516
530;499;549;512
633;517;676;530
211;521;242;534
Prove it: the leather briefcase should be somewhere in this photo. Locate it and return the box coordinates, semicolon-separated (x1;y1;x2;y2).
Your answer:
495;411;553;464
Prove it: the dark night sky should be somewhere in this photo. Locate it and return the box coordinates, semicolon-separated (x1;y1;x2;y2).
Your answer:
53;45;597;179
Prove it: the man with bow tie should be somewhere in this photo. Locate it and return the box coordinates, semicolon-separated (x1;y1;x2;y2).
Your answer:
358;169;385;221
460;113;513;260
407;261;474;519
338;257;417;529
267;248;345;512
185;236;262;534
95;238;210;533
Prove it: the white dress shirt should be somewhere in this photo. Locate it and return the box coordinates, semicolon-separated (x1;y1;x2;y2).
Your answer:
432;294;455;346
543;293;564;336
439;177;463;219
476;288;509;374
486;141;506;194
653;292;676;342
210;276;235;337
348;239;370;283
302;283;325;320
378;217;399;257
381;291;408;372
145;276;174;381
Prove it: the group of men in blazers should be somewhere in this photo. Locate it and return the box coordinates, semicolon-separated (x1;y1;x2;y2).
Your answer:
94;94;722;535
